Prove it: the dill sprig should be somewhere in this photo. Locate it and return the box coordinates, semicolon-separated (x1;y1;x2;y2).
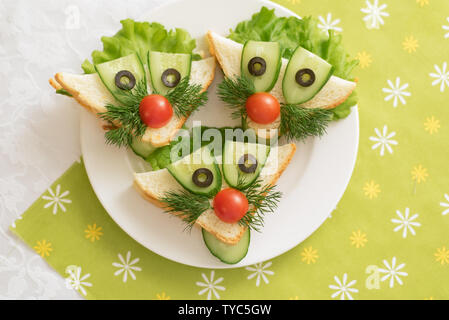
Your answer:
238;179;282;232
159;190;211;231
98;79;148;147
165;77;208;118
280;104;333;142
217;75;255;119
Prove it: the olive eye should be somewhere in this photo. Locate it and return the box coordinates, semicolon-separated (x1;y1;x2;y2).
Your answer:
238;154;258;174
248;57;267;76
295;68;315;87
192;168;214;187
114;70;136;90
161;68;181;88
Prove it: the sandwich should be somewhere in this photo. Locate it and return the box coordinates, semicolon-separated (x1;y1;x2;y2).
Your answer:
49;19;216;155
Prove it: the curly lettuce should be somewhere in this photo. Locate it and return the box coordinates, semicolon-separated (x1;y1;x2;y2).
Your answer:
82;19;200;74
228;7;358;120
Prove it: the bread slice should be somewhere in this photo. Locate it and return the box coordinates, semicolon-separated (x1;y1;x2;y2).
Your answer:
207;31;356;109
134;143;296;244
51;57;216;147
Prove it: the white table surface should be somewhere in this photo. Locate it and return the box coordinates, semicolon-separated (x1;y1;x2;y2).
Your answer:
0;0;166;300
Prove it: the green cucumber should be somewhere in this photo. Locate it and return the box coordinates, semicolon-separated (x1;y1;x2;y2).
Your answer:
222;140;270;189
202;228;250;264
241;40;281;92
130;137;157;159
148;51;192;95
166;146;221;197
282;46;333;104
95;53;146;104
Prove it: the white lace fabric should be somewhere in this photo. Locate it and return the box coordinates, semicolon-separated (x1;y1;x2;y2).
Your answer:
0;0;164;299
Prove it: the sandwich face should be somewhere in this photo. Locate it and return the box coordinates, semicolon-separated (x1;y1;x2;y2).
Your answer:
134;141;296;245
51;56;216;147
207;31;357;140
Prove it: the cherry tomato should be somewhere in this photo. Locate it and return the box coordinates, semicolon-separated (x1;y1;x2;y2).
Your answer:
245;92;280;124
139;94;173;128
213;188;249;223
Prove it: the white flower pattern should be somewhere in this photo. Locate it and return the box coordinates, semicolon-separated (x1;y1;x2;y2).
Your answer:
391;208;421;238
245;261;274;287
440;194;449;216
196;271;225;300
443;17;449;39
382;77;411;107
429;62;449;92
318;13;342;33
65;265;92;297
361;0;389;29
378;257;408;288
112;251;142;283
41;184;72;215
329;273;359;300
369;125;398;156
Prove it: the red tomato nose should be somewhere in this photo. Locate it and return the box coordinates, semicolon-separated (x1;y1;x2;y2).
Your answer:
213;188;249;224
245;92;280;124
139;94;173;128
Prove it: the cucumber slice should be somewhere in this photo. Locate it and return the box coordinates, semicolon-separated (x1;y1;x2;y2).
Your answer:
166;146;222;197
148;51;192;95
241;40;281;92
130;137;157;159
95;53;146;104
202;228;250;264
222;140;270;189
282;46;333;104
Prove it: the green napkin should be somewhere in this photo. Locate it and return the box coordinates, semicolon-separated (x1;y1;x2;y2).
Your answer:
12;0;449;300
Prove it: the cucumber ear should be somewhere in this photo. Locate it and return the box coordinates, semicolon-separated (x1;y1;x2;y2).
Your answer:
166;146;222;197
95;53;146;104
282;46;333;105
148;51;192;95
222;140;270;189
241;40;282;92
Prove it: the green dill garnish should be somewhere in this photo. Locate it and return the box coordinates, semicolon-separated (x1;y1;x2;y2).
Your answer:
280;104;333;142
238;178;282;232
159;190;211;231
98;79;148;147
98;77;208;148
164;77;208;118
217;75;333;142
217;75;255;119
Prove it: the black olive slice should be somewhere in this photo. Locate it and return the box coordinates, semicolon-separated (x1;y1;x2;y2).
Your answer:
161;68;181;88
248;57;267;76
238;154;258;174
192;168;214;188
114;70;136;90
295;68;316;87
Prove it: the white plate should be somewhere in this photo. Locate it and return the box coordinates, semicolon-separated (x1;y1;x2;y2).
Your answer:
81;0;359;268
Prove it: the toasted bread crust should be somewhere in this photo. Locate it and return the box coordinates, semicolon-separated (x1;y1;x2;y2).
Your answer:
207;31;228;77
49;78;62;91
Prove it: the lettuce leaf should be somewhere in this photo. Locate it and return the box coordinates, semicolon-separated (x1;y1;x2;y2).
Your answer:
82;19;200;74
228;7;358;119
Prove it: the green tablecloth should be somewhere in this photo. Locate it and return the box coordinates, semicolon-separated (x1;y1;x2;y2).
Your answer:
11;0;449;299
